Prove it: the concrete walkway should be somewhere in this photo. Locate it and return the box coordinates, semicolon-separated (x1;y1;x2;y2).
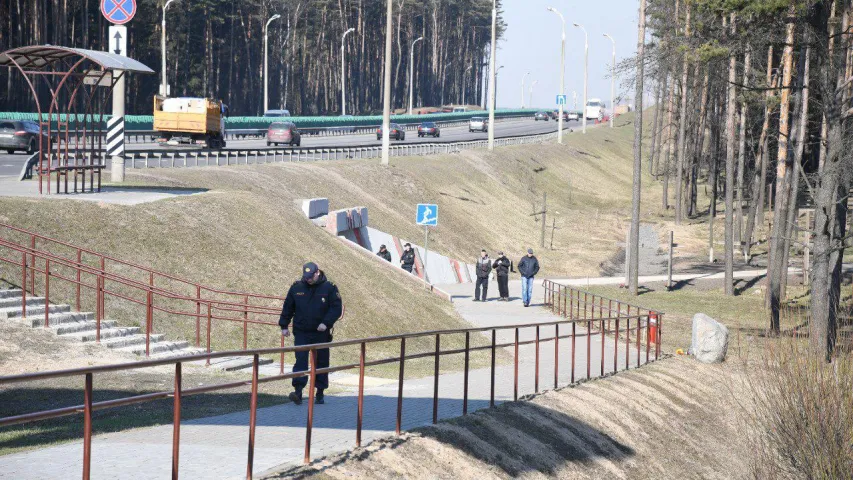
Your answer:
0;279;648;479
0;178;206;205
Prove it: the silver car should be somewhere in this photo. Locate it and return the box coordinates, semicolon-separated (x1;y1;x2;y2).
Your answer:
468;116;488;133
0;120;41;154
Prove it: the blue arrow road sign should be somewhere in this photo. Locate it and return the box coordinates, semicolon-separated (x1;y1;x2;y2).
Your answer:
101;0;136;24
556;95;567;105
416;204;438;226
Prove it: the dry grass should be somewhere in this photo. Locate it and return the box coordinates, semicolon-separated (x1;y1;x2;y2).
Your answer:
743;343;853;479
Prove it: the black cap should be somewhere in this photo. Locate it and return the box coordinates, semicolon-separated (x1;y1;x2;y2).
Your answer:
528;248;534;254
302;262;319;281
380;244;386;249
404;243;411;247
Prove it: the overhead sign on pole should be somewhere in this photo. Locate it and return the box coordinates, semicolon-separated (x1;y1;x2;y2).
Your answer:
108;26;127;56
101;0;137;25
416;204;438;227
556;95;567;106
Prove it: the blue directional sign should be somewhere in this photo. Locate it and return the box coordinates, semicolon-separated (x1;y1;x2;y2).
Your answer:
101;0;136;25
416;204;438;226
556;95;567;105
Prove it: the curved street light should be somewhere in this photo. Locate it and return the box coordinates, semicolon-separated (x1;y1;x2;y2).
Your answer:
341;27;356;115
603;33;616;128
263;14;281;113
574;22;589;134
521;71;530;108
529;80;538;108
408;36;424;114
547;7;566;144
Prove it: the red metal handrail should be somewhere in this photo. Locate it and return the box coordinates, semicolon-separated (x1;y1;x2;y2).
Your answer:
0;303;661;480
0;224;289;360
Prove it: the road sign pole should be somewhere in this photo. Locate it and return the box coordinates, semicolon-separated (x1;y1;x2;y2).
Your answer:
110;71;126;183
424;226;429;286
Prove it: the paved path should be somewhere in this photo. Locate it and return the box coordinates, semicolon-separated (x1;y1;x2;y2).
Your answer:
0;279;648;479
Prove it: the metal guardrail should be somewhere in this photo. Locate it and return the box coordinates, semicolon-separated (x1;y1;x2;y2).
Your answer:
123;128;562;169
0;281;661;479
49;114;533;144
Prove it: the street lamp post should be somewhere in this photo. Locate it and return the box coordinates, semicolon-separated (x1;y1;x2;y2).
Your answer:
381;0;393;165
487;0;497;150
547;7;566;144
521;71;530;108
529;80;538;108
574;23;589;134
408;36;424;114
494;65;504;110
462;65;473;106
341;27;356;115
161;0;179;96
603;33;616;128
263;14;281;114
441;61;452;107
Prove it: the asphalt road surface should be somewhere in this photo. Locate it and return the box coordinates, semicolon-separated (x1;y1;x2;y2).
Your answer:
0;117;580;178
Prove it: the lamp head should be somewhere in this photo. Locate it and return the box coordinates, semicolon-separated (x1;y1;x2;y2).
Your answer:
271;14;281;20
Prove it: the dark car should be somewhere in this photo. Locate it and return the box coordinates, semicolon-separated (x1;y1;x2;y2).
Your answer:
534;111;549;121
0;120;42;154
377;123;406;141
267;121;301;146
417;122;440;138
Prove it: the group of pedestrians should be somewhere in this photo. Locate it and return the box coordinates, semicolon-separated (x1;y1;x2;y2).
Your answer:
474;248;540;307
376;243;416;273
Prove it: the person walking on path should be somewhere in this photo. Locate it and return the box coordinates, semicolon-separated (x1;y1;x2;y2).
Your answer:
400;243;416;273
518;248;540;307
279;262;343;406
492;251;513;301
377;245;392;262
474;249;492;302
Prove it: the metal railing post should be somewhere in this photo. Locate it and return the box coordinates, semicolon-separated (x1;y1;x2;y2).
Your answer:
625;318;631;370
490;329;496;408
432;334;440;424
44;258;50;328
554;324;560;389
535;325;540;393
615;317;620;372
396;337;405;435
172;362;182;479
243;295;249;351
571;321;576;383
600;319;605;376
76;249;82;311
20;252;27;319
82;372;93;480
514;327;519;401
586;320;592;379
357;342;365;447
463;331;470;415
195;286;201;347
246;354;259;479
304;349;317;464
206;303;212;366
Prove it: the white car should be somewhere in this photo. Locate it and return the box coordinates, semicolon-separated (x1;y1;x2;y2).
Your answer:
469;116;488;132
584;99;605;121
567;111;580;121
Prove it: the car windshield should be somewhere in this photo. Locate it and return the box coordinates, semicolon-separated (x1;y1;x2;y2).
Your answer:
471;117;484;121
270;123;288;129
421;122;435;127
587;102;601;107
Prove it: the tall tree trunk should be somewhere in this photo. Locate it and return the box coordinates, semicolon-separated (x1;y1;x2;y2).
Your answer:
674;4;691;225
663;75;676;209
653;73;670;177
723;13;738;296
628;0;646;296
768;3;798;331
735;47;752;259
745;46;776;260
649;79;663;176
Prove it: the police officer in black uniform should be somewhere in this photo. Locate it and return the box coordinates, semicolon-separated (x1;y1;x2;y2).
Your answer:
400;243;416;273
377;245;392;262
279;262;342;405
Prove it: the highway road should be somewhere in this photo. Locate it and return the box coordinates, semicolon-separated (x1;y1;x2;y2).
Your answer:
0;117;579;178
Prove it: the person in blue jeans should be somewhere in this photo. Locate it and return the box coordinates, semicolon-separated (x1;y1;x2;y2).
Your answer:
517;248;540;307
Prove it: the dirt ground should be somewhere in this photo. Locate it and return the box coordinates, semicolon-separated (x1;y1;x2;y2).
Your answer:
264;356;754;480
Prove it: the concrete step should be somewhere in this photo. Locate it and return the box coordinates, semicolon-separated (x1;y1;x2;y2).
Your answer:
19;311;95;328
149;347;208;360
62;326;142;343
204;355;276;371
0;304;70;320
101;333;166;350
0;289;24;300
115;340;192;356
52;319;118;335
0;296;46;310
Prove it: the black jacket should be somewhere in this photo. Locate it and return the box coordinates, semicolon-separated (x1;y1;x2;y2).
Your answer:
492;256;513;277
518;255;540;278
476;256;492;279
377;249;392;262
279;272;343;332
401;249;416;269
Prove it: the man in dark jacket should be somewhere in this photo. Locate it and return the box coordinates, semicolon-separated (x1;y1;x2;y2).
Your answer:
400;243;416;273
279;262;343;405
474;249;492;302
377;245;392;262
492;251;513;301
517;248;540;307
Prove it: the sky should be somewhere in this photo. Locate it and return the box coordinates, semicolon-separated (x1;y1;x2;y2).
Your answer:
493;0;640;110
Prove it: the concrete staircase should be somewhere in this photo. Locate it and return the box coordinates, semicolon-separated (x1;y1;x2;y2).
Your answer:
0;288;201;358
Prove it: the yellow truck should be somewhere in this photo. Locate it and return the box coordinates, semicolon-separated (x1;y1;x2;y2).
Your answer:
153;96;227;148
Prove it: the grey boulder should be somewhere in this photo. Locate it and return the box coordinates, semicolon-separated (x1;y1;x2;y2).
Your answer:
690;313;729;363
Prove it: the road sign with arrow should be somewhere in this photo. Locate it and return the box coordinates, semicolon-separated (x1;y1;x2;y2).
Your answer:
108;26;127;57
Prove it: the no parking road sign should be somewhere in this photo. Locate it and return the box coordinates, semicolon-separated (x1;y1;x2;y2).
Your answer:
416;204;438;227
101;0;136;24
